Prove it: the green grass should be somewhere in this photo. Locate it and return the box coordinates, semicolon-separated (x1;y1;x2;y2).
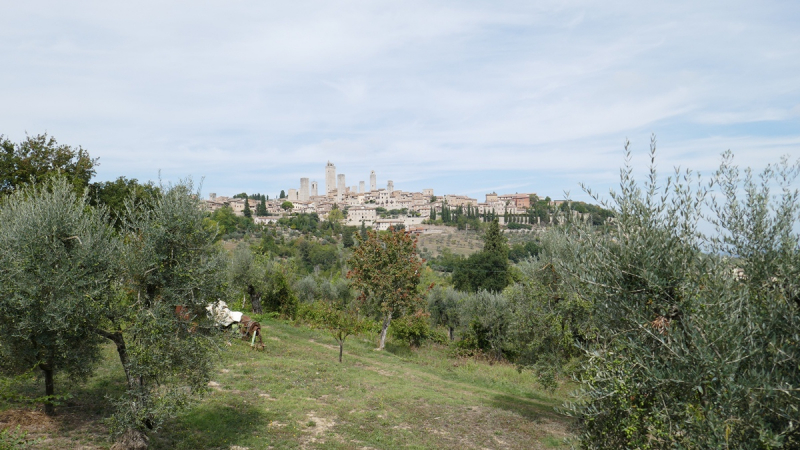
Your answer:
1;319;574;449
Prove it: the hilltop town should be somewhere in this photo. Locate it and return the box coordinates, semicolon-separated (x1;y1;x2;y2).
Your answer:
203;160;562;230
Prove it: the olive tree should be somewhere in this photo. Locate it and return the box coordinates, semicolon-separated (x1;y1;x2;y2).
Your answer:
459;290;512;362
93;180;226;445
427;286;462;341
0;178;117;415
565;140;800;448
229;243;265;313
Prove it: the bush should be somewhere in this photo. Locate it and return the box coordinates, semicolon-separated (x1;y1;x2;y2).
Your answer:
295;301;327;327
390;310;432;347
427;327;450;346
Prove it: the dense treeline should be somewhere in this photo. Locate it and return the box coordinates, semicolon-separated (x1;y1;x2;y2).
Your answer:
428;195;614;230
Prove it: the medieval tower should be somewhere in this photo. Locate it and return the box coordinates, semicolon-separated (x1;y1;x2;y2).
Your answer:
325;161;336;196
337;174;346;201
299;178;309;201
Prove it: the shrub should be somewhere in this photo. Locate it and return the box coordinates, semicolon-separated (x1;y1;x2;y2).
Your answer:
390;310;432;347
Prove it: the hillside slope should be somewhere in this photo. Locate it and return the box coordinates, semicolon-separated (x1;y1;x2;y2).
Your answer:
1;320;574;449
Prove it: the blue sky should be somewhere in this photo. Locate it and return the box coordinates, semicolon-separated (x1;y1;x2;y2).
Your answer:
2;1;798;202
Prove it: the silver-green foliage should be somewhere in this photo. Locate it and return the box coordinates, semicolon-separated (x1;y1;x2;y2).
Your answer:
506;232;594;390
565;140;800;448
0;178;117;414
294;274;351;305
459;290;511;361
427;285;463;340
229;242;268;312
100;179;227;437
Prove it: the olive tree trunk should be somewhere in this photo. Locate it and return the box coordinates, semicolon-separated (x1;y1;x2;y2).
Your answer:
40;362;55;416
95;329;133;388
248;285;262;314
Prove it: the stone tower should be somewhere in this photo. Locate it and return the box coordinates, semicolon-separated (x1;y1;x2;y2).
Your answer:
325;161;336;197
387;180;394;194
311;181;318;197
299;178;309;202
337;174;346;202
370;170;376;191
359;181;365;193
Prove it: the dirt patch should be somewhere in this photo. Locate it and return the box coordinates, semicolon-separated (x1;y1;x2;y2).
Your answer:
300;412;335;448
305;413;334;436
0;409;57;432
0;408;111;449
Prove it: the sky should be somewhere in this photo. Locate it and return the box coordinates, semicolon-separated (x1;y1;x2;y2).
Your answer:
2;1;799;202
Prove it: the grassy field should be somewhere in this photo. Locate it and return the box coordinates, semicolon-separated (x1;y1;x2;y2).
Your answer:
1;319;574;449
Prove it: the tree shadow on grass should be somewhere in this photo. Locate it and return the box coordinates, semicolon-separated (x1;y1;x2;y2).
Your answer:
149;401;269;450
0;368;128;448
486;394;568;422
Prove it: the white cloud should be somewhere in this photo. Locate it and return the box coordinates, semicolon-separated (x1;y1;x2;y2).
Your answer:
0;1;798;199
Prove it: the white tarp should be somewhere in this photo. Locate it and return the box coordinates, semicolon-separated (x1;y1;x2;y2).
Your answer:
206;300;244;327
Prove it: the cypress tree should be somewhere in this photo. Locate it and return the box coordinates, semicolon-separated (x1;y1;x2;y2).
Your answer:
243;195;252;218
483;218;508;260
256;197;267;216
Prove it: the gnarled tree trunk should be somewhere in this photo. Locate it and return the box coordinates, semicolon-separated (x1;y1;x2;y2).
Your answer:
40;362;55;416
248;285;262;314
95;329;133;388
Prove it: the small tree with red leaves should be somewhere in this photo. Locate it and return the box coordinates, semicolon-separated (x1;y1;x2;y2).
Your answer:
347;227;424;350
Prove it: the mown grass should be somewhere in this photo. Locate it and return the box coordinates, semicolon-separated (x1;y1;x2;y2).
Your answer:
1;319;574;449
